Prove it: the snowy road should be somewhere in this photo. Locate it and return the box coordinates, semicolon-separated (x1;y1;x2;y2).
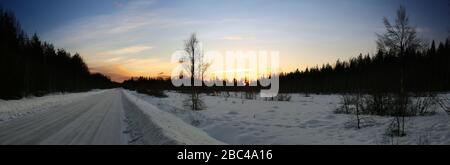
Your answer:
0;89;127;145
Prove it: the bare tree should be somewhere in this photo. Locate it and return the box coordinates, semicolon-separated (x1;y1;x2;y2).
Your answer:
377;6;423;57
197;48;211;83
377;6;423;136
182;33;209;110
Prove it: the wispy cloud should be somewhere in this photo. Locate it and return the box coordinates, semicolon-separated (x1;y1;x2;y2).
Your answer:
100;45;153;56
221;35;255;41
113;1;125;8
416;27;431;33
222;36;245;41
44;0;259;48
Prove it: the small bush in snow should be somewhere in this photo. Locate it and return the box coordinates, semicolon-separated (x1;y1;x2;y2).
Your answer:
364;93;393;116
244;91;256;100
191;119;201;126
437;95;450;114
137;89;168;98
337;93;369;129
183;95;206;111
276;93;292;101
264;93;292;102
335;94;357;114
223;92;230;101
345;115;376;129
408;93;438;116
416;131;432;145
385;117;407;137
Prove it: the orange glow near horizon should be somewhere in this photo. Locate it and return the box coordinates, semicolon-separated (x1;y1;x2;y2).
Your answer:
91;60;287;83
87;50;315;83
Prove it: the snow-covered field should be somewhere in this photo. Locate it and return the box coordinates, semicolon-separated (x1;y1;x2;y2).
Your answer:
129;91;450;145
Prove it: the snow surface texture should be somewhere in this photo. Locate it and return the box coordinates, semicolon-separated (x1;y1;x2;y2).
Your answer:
122;90;224;145
130;91;450;145
0;90;107;122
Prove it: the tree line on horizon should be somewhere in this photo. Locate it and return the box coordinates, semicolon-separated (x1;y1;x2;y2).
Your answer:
280;39;450;94
122;38;450;95
0;9;116;100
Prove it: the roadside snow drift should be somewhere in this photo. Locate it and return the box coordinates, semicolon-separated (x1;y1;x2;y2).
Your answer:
122;90;224;145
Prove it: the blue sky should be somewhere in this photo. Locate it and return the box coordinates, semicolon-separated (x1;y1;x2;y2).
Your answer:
1;0;449;82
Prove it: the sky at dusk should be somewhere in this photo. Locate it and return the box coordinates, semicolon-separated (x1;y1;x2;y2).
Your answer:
1;0;449;82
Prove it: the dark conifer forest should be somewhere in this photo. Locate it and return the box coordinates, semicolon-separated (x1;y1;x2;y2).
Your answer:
0;9;116;100
279;41;450;94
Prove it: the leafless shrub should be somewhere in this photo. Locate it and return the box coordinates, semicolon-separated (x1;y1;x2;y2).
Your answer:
345;115;377;129
437;95;450;114
276;93;291;101
337;93;375;129
416;131;432;145
223;91;230;101
183;94;205;111
262;93;291;102
335;94;356;114
243;91;256;100
191;119;201;126
364;93;393;116
389;93;410;136
408;93;438;116
136;89;167;98
385;117;407;137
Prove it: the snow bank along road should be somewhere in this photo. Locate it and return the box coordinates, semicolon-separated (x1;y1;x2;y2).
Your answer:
0;89;223;145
